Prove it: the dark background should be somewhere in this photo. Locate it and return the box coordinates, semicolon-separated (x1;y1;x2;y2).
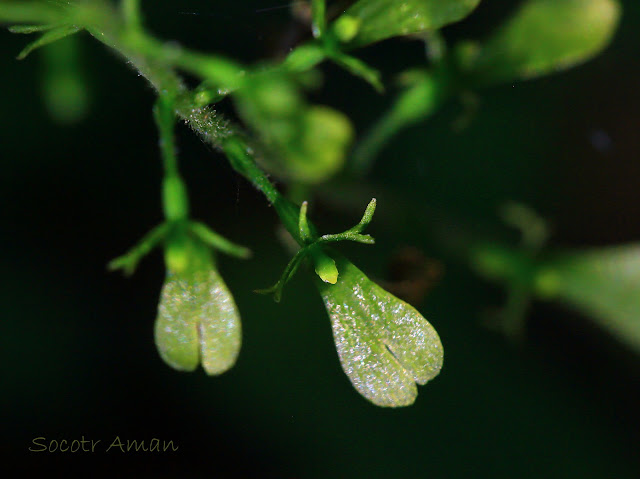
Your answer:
1;1;638;477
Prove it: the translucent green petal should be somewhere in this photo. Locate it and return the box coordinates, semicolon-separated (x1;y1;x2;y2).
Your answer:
155;271;200;372
198;268;242;375
155;265;241;375
317;255;443;407
336;0;481;48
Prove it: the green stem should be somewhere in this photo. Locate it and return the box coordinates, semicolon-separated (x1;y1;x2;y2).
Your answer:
154;97;179;177
221;136;303;243
311;0;326;39
154;95;189;222
82;11;297;239
3;1;322;248
350;70;448;175
121;0;142;30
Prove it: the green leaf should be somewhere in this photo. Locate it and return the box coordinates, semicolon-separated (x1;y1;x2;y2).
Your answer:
155;241;241;375
535;244;640;351
333;0;481;48
259;198;377;299
458;0;621;84
328;52;384;93
317;254;443;407
328;52;383;92
16;24;81;60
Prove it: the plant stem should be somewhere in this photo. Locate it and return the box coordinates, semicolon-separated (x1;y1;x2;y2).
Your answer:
350;70;446;175
154;95;190;222
79;6;305;244
1;1;332;247
311;0;326;39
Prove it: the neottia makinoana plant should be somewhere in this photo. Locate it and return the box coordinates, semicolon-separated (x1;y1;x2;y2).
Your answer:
0;0;624;406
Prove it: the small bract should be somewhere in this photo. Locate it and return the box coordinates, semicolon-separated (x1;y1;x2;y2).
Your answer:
155;241;241;375
317;254;443;407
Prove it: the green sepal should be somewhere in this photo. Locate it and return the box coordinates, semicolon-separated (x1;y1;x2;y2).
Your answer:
343;198;377;234
189;222;252;259
328;52;384;92
108;223;170;276
16;24;81;60
298;201;315;244
316;254;443;407
258;198;377;300
109;220;250;275
9;24;56;34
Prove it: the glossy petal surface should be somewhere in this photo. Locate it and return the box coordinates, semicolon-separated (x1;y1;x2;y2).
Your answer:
155;267;241;375
317;256;443;407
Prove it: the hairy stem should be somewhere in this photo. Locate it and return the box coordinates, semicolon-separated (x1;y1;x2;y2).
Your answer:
72;3;305;243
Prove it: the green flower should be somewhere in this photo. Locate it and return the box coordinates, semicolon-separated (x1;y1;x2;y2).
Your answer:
155;236;241;375
109;219;248;376
317;254;443;407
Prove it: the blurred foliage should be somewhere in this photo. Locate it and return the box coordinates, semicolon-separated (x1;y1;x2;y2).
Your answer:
536;244;640;351
457;0;621;84
235;70;354;183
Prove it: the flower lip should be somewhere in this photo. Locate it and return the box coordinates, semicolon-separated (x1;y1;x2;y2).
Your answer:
316;253;443;407
155;241;242;376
